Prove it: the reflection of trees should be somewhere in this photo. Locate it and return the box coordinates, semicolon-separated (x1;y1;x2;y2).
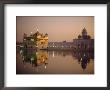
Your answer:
21;48;48;69
20;47;94;71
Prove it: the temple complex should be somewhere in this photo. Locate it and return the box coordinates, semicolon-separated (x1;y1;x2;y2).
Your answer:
23;30;48;50
22;27;94;51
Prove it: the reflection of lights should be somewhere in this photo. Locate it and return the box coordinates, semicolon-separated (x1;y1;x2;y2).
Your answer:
36;52;38;55
23;56;24;60
31;57;34;61
31;32;32;34
81;58;82;61
24;39;26;40
53;46;54;47
36;45;38;47
52;51;55;58
62;46;63;47
20;45;23;47
45;65;47;69
31;39;34;41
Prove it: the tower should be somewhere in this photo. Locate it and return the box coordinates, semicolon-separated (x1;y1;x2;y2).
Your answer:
82;27;87;39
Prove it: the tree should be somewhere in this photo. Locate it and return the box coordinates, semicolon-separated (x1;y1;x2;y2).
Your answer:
78;35;82;39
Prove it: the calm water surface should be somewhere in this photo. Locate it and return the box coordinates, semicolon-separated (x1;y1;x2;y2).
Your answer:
16;48;94;74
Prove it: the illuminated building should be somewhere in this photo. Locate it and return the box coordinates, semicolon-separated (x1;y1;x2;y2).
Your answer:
23;30;48;50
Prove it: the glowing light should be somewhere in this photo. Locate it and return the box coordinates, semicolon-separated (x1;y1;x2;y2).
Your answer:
52;51;55;58
45;65;47;69
20;45;23;47
36;52;38;55
36;45;38;47
20;50;23;54
31;57;34;61
81;58;82;61
43;59;44;62
22;56;24;60
31;39;34;41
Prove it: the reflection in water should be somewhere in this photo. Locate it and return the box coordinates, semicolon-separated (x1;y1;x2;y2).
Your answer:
21;48;48;69
16;47;94;74
72;51;94;70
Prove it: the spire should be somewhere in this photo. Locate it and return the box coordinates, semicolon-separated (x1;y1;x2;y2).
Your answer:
82;27;87;38
83;27;86;32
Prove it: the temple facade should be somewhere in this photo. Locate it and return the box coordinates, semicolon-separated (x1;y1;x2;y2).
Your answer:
73;28;94;52
23;31;48;50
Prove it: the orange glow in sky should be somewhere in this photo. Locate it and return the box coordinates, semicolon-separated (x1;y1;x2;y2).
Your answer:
16;16;94;42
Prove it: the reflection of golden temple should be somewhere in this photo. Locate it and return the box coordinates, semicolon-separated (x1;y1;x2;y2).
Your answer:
21;48;48;68
36;51;48;66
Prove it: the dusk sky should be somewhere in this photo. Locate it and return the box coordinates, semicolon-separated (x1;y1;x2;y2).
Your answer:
16;16;94;42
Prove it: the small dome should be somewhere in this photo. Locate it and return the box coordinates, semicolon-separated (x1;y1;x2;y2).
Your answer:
45;33;48;36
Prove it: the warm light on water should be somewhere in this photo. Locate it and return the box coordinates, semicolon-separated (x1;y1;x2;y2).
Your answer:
16;49;94;74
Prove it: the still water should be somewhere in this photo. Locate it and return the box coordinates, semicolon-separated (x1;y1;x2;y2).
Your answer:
16;48;94;74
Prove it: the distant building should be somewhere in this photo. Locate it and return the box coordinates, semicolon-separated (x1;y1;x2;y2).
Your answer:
48;41;74;50
23;31;48;49
73;28;94;51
